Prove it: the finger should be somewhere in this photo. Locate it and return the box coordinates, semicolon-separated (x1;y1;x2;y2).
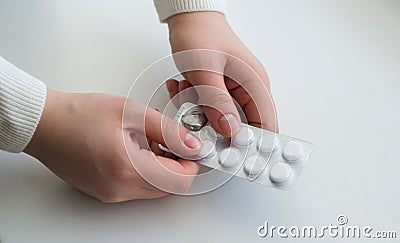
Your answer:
163;151;176;160
166;79;179;100
134;149;200;194
166;79;181;109
178;79;192;91
149;140;177;159
144;106;202;157
177;80;198;106
166;79;198;108
225;76;278;132
123;134;197;197
159;157;200;176
157;156;200;194
123;133;199;195
224;57;279;133
124;100;202;157
149;140;165;156
185;71;241;137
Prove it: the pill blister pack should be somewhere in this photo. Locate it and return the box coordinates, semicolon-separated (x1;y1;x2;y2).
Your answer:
160;102;313;190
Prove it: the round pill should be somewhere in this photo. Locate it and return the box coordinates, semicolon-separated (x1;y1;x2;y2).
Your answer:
219;148;241;168
232;126;255;146
244;156;266;176
282;141;304;161
206;126;216;138
199;126;224;141
198;139;216;159
257;134;279;154
269;163;293;184
202;126;216;139
198;126;212;140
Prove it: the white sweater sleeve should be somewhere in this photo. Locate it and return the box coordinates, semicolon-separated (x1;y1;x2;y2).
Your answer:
0;56;47;153
154;0;227;22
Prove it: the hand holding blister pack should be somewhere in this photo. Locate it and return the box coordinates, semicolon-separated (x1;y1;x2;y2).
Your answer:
124;49;312;194
160;102;313;190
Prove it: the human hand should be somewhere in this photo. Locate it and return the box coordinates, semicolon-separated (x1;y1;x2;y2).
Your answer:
166;12;278;136
24;89;202;203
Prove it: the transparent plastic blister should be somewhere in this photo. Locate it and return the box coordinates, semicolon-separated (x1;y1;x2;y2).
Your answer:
161;102;313;191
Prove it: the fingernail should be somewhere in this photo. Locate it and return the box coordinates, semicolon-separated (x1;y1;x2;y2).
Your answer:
184;132;202;149
218;114;241;135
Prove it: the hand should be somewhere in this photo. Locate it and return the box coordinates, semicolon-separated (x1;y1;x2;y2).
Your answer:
166;12;278;136
24;89;202;203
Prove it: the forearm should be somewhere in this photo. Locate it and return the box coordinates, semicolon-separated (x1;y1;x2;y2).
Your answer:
0;56;47;153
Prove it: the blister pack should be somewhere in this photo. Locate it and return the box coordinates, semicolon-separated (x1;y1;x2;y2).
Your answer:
160;102;313;190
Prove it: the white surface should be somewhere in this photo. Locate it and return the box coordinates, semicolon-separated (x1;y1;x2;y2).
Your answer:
0;0;399;242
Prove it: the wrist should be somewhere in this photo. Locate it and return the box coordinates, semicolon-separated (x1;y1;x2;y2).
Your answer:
24;89;67;158
154;0;227;23
167;11;227;31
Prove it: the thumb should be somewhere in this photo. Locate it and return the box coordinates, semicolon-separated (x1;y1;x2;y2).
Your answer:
144;106;202;157
185;71;241;137
124;99;202;157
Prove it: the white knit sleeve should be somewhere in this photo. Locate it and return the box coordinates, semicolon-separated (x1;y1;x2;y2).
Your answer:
0;56;47;153
154;0;227;22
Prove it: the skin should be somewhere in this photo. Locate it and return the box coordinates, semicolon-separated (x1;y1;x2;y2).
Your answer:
23;12;278;203
24;90;201;202
166;12;278;135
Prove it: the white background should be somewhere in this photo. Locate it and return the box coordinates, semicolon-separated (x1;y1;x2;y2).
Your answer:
0;0;399;242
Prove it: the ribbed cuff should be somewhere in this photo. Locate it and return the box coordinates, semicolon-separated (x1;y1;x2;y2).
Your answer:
154;0;227;22
0;57;47;153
